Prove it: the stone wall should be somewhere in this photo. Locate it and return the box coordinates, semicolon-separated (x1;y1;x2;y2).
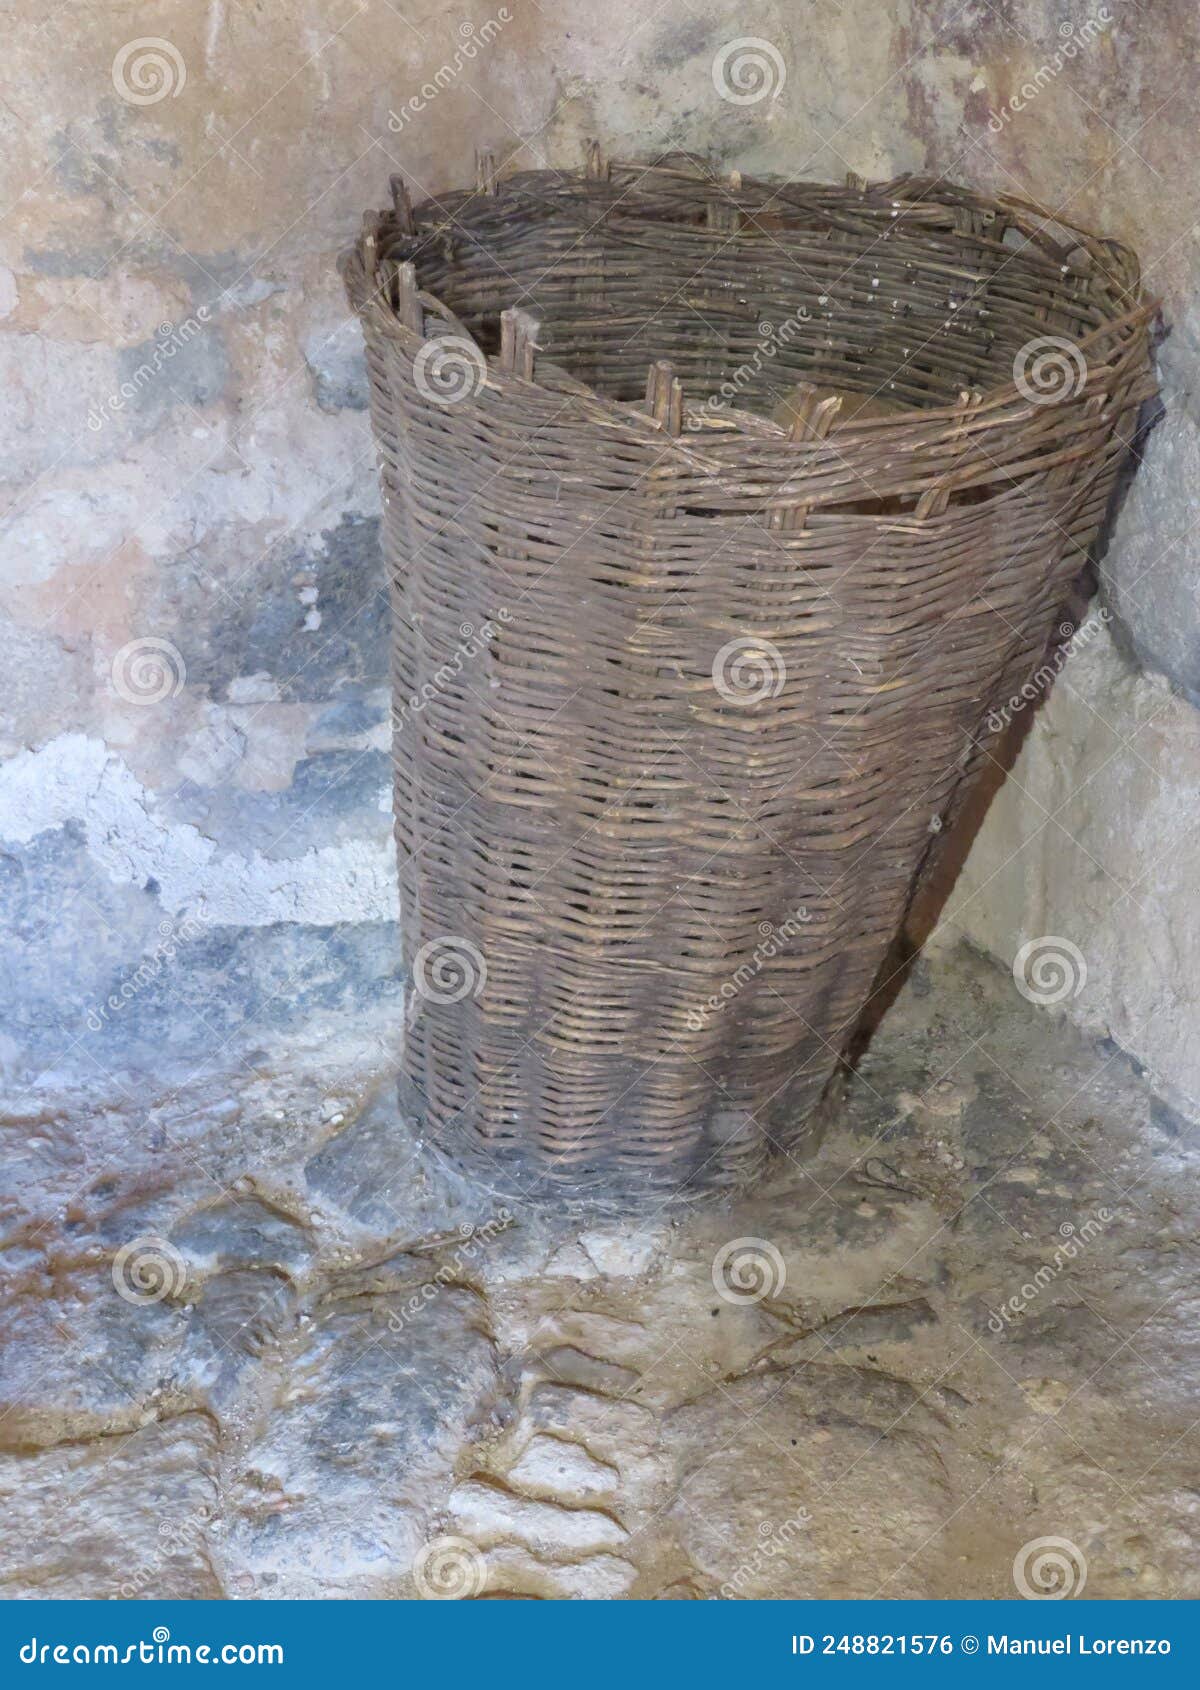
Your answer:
2;0;1195;1108
934;627;1200;1118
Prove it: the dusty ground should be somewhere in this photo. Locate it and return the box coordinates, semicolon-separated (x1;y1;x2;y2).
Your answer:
2;943;1196;1600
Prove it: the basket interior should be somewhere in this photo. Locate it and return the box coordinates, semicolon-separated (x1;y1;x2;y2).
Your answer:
403;179;1107;423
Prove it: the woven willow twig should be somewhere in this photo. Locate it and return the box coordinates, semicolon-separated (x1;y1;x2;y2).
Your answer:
343;152;1157;1201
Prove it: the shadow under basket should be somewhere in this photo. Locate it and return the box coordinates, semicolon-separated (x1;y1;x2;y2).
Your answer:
343;149;1156;1204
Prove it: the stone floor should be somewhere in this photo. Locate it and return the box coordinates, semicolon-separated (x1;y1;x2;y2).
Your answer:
2;943;1197;1600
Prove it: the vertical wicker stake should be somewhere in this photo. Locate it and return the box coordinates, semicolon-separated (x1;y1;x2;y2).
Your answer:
846;170;868;192
361;212;378;277
770;382;842;532
953;204;988;240
645;360;683;435
393;260;423;335
786;384;843;443
916;388;983;518
499;308;539;380
585;139;607;181
640;363;683;622
1063;245;1095;315
1046;391;1105;492
476;149;498;195
390;175;415;235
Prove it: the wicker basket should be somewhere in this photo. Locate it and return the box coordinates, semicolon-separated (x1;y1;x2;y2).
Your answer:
343;150;1156;1201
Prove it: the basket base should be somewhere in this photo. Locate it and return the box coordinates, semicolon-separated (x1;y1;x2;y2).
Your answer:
397;1071;833;1212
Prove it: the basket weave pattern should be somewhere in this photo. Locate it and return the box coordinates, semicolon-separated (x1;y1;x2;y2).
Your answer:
344;156;1155;1199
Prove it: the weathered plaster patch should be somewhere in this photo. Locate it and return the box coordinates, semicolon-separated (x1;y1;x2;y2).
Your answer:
112;322;229;431
0;733;397;926
0;620;92;751
161;747;392;861
303;318;369;412
0;474;175;589
155;513;388;704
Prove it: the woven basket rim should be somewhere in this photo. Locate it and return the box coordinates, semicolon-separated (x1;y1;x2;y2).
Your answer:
343;157;1157;451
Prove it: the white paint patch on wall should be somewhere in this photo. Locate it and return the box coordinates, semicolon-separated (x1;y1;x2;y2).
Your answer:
0;733;398;925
